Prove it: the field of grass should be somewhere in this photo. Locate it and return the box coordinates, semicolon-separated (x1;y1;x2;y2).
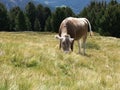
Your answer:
0;32;120;90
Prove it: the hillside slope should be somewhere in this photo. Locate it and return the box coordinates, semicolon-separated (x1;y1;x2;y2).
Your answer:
0;0;90;13
1;0;120;13
0;32;120;90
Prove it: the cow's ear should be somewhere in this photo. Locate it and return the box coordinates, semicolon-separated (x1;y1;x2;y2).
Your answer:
70;38;74;42
55;35;63;40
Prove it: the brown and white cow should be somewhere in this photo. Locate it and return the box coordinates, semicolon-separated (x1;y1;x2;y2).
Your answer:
55;17;93;55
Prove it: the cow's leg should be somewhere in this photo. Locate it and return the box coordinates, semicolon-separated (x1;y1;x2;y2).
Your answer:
78;40;82;54
82;36;87;55
71;40;74;51
59;40;61;49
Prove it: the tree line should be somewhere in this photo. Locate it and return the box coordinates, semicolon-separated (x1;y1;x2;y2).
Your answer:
79;0;120;37
0;0;120;37
0;2;51;32
0;2;74;32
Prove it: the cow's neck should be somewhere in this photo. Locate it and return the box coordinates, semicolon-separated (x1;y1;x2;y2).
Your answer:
61;27;68;37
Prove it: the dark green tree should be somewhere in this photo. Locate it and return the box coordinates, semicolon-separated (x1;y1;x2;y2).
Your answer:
44;16;52;32
36;4;51;31
15;10;27;31
44;7;51;20
52;7;65;32
108;0;118;6
36;4;44;31
79;1;106;31
25;2;36;31
43;7;51;30
9;6;21;31
51;7;74;32
79;7;88;18
100;1;120;37
34;18;41;31
0;3;9;31
79;0;120;37
25;15;32;31
64;7;75;17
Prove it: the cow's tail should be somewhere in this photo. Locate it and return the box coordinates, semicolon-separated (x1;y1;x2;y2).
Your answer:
85;18;94;36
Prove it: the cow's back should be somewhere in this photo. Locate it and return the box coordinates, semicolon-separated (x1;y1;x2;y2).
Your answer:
59;17;88;40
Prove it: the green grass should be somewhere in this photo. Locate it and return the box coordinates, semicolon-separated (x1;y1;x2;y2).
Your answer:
0;32;120;90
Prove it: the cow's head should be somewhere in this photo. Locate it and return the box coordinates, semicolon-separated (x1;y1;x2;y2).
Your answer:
55;34;74;53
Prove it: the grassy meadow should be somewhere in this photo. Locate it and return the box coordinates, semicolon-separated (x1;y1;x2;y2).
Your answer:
0;32;120;90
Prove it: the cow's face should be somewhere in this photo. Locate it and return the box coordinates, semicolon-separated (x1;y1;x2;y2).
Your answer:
55;35;74;53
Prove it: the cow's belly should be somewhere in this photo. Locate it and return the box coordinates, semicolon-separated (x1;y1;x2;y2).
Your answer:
67;28;87;40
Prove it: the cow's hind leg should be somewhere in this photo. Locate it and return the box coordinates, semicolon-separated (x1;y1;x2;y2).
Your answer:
78;40;82;54
82;36;87;55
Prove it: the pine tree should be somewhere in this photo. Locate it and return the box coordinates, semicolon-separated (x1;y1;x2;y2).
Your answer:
15;10;27;31
9;6;21;31
64;7;75;17
78;1;107;32
44;7;51;20
0;2;9;31
51;7;64;32
25;2;36;31
43;7;51;31
34;18;41;31
36;4;44;31
100;1;120;37
25;15;32;31
45;16;52;32
79;7;88;18
51;7;74;32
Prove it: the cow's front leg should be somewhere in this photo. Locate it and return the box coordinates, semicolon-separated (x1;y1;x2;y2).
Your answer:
71;40;74;51
77;40;82;54
59;40;61;49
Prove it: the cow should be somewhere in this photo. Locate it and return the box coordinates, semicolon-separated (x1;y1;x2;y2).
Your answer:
55;17;93;55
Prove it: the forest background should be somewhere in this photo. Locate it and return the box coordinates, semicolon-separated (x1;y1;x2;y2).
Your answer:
0;0;120;38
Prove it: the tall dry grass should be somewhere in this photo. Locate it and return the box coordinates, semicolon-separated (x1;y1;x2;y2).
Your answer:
0;32;120;90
